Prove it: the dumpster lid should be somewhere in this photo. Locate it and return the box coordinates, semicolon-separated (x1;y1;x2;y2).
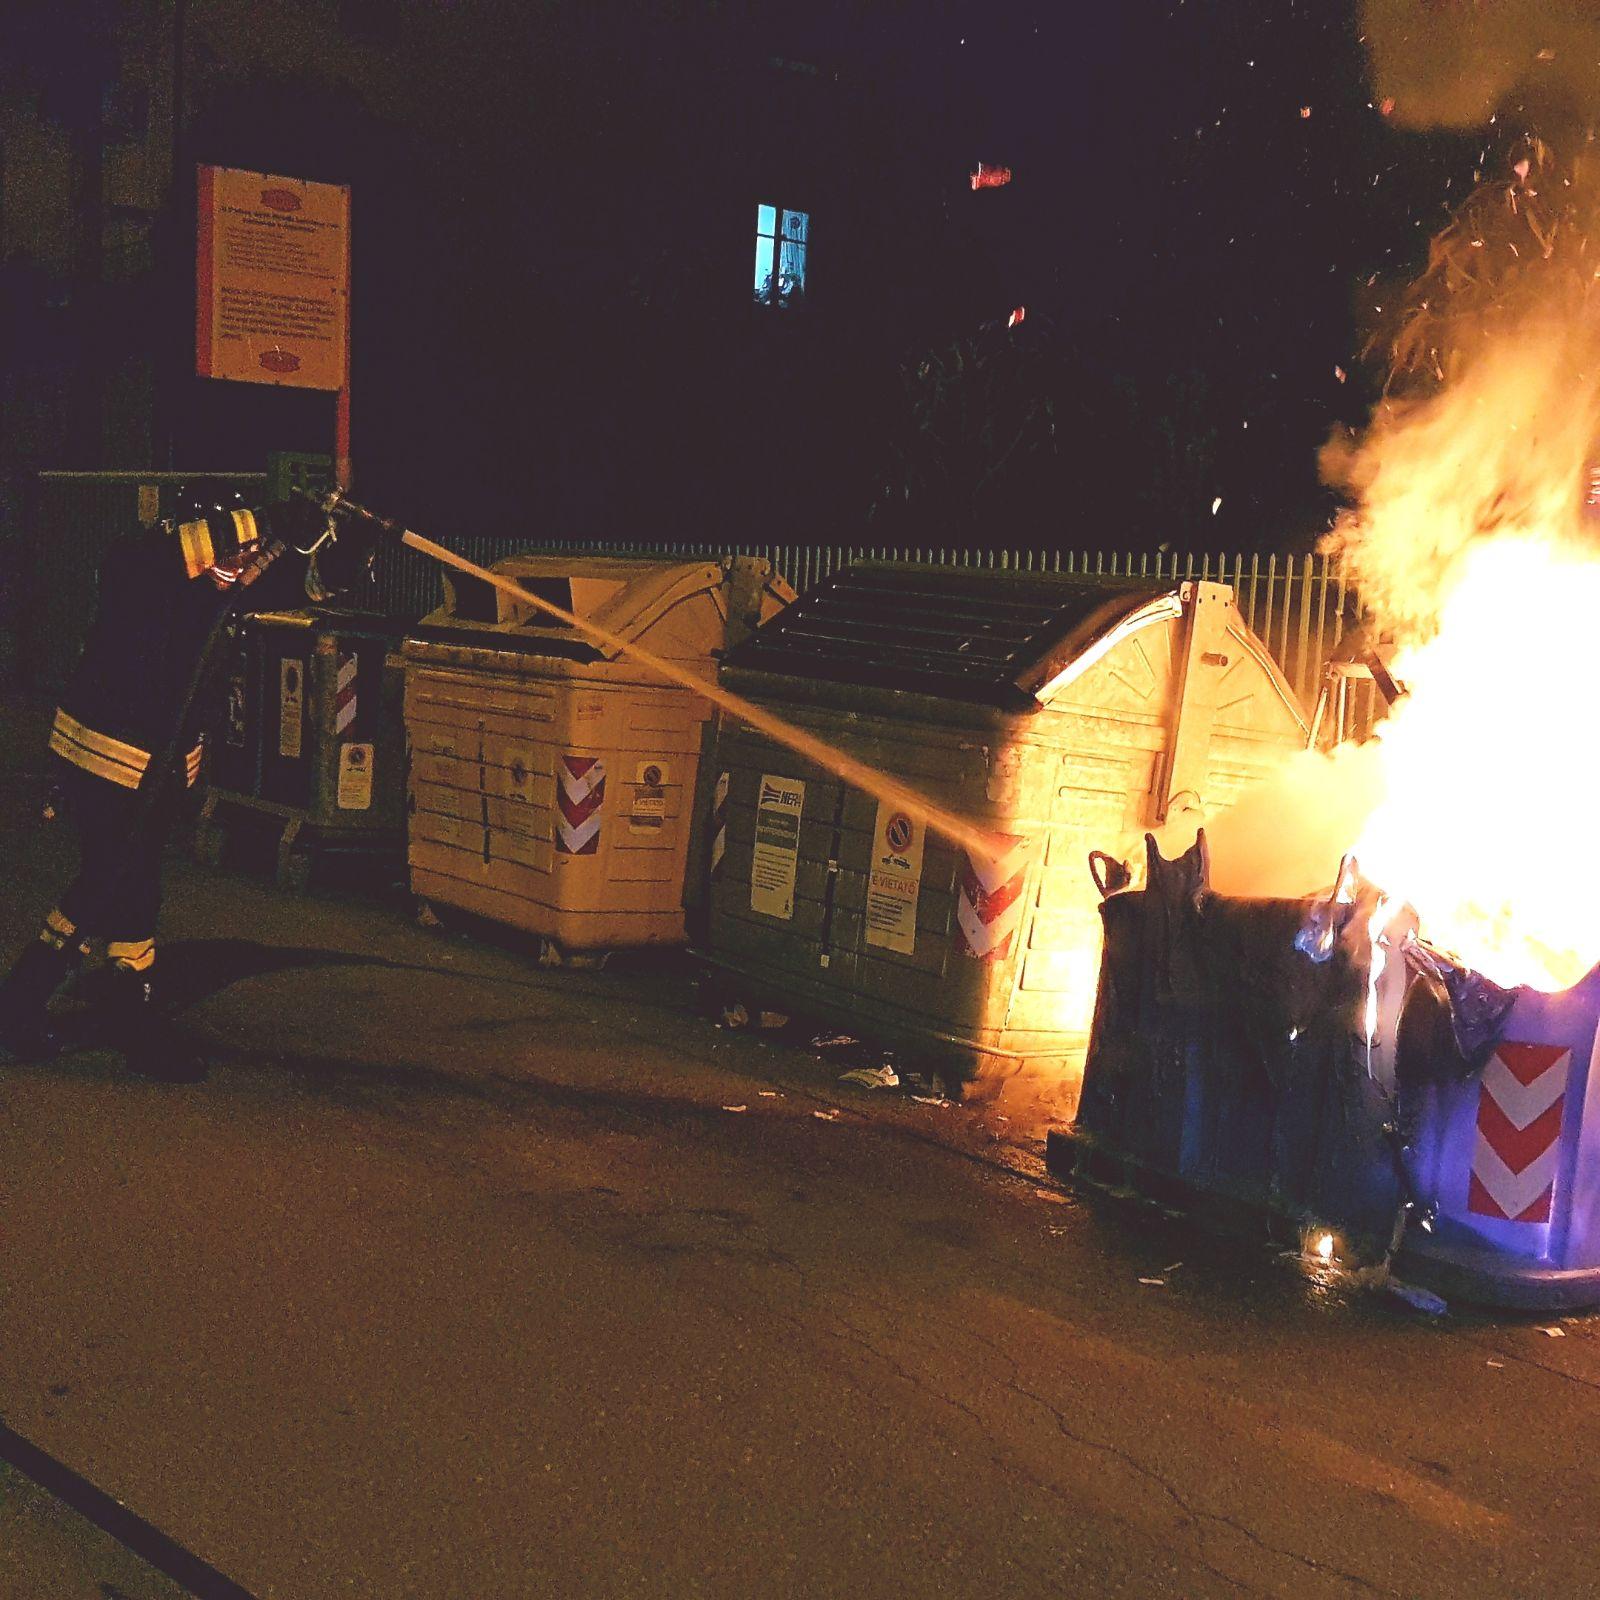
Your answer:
721;562;1180;706
415;553;727;661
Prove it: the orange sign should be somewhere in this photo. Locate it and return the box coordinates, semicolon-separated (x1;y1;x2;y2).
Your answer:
196;165;349;392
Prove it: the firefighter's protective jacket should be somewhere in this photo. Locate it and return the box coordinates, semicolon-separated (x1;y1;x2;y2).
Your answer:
49;505;322;793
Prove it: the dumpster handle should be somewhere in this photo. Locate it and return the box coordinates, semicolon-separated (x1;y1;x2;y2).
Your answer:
1088;850;1131;900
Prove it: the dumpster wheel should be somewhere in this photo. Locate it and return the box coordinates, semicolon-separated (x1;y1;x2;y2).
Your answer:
699;972;751;1030
536;938;611;972
192;820;226;871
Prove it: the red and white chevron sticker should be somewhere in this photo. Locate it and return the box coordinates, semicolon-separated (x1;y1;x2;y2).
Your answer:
709;770;729;877
556;754;606;855
334;651;357;734
1468;1041;1571;1224
955;834;1030;961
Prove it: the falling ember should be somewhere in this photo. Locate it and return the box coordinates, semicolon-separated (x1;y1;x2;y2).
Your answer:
970;163;1013;191
1007;306;1026;328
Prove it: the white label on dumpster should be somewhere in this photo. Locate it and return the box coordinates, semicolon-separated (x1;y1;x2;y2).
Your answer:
865;802;925;955
337;741;374;810
278;658;304;759
750;774;804;920
630;759;670;835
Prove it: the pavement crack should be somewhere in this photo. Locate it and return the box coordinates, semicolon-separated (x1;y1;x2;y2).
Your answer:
786;1284;1274;1599
855;1291;1401;1600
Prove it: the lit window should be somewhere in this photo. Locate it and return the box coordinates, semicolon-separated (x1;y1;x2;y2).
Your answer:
753;204;809;306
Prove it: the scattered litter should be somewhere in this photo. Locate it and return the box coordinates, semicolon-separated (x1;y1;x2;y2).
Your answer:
838;1065;899;1091
758;1090;781;1098
1541;1326;1567;1338
1033;1188;1069;1205
1486;1360;1505;1369
1561;1316;1583;1325
911;1093;951;1107
1387;1280;1449;1317
1138;1277;1166;1287
810;1033;858;1049
721;1105;747;1114
1163;1261;1184;1274
812;1109;841;1122
757;1011;790;1030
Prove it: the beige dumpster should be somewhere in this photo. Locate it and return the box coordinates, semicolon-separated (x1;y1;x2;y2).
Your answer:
404;553;792;955
701;563;1308;1094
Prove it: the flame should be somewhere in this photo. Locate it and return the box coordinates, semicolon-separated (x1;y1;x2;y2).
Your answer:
1363;891;1393;1045
1346;537;1600;990
1320;228;1600;989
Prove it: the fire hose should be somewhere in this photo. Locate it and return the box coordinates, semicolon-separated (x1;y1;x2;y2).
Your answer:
316;489;1012;865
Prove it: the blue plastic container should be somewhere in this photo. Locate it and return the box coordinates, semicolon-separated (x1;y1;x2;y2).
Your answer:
1402;968;1600;1309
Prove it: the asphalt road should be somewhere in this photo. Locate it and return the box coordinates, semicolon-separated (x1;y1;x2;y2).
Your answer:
4;711;1600;1598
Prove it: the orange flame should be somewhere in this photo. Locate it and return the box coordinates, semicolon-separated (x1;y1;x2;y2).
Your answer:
1323;314;1600;990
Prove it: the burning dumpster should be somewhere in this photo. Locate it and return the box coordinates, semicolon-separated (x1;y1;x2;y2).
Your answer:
1051;835;1600;1311
1051;838;1412;1259
402;553;792;956
700;564;1308;1096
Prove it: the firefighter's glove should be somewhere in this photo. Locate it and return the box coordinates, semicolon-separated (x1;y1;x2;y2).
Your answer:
305;516;380;602
261;496;334;553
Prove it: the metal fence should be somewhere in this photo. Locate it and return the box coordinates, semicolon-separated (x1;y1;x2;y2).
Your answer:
17;473;1369;728
371;536;1361;715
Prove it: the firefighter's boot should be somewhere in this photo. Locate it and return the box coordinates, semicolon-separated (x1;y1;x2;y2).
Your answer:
0;936;79;1063
104;964;208;1085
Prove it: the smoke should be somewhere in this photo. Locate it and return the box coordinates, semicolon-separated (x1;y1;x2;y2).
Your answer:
1361;0;1600;133
1203;747;1387;901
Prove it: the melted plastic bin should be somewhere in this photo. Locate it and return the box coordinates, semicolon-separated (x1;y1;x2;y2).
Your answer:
402;553;791;956
1055;840;1600;1310
701;563;1307;1096
1399;969;1600;1309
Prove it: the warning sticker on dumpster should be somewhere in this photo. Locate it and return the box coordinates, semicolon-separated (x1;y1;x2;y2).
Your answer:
629;761;670;834
278;658;304;759
865;802;925;955
751;774;805;919
956;834;1031;961
337;741;374;810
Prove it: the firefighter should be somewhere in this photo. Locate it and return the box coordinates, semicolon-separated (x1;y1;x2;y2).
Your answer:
0;488;379;1080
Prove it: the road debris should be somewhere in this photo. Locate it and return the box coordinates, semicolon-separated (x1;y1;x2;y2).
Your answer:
1387;1281;1449;1316
1541;1326;1567;1338
812;1109;841;1122
1138;1277;1166;1287
838;1065;899;1090
722;1104;747;1113
1033;1188;1069;1205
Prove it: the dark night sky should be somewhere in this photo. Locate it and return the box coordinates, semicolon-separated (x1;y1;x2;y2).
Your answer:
2;0;1496;553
